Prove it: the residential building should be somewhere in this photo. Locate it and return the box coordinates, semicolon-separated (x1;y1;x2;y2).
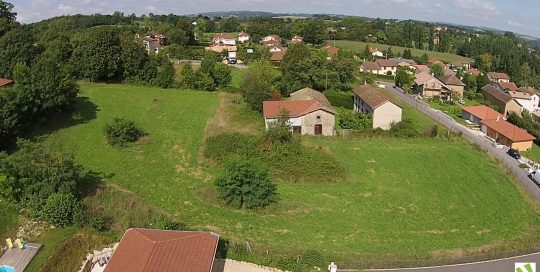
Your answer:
481;119;535;151
369;47;384;58
269;44;284;53
353;84;402;130
488;72;511;83
438;74;465;99
389;58;416;67
291;35;303;44
270;48;288;62
211;33;236;46
0;78;13;88
262;35;281;43
360;60;398;76
413;72;452;101
497;82;519;92
142;31;166;54
104;228;219;272
324;45;340;58
263;88;336;136
482;84;522;117
412;64;431;74
461;105;505;126
238;32;250;43
450;60;472;70
517;86;540;113
466;68;482;76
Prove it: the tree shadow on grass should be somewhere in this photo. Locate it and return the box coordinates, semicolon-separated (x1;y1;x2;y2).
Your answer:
78;171;114;199
28;96;100;139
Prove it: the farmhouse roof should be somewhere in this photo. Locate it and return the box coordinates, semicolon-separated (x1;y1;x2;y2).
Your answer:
289;87;335;113
488;72;510;80
361;62;381;71
481;119;535;142
508;91;531;100
376;59;398;67
104;229;219;272
482;84;513;103
324;45;340;56
214;33;234;39
353;84;398;110
270;51;286;62
264;100;333;118
414;72;447;88
413;64;430;74
518;86;540;96
461;105;504;121
467;68;481;76
0;78;13;87
438;74;465;86
238;32;249;37
499;82;519;92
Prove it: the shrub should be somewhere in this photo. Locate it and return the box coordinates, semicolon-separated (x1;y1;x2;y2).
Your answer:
262;111;294;149
389;119;420;138
338;110;372;130
158;218;187;230
325;91;353;109
42;193;82;227
104;118;143;146
215;159;277;209
0;140;83;203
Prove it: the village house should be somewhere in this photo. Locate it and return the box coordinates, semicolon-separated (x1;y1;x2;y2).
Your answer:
211;33;236;46
481;118;535;151
270;48;288;62
497;82;519;92
488;72;511;83
269;44;284;53
104;228;219;272
413;72;452;101
291;35;303;44
438;74;465;99
353;84;402;130
324;45;340;59
263;88;336;136
262;35;281;43
0;78;13;88
238;32;250;43
482;84;522;117
517;86;540;114
466;68;482;76
461;105;504;126
360;60;398;76
142;31;166;54
450;60;472;70
389;58;416;68
461;105;534;151
412;64;431;74
369;47;384;58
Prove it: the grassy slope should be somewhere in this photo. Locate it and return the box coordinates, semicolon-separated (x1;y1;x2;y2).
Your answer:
42;83;540;261
328;40;472;63
0;200;18;247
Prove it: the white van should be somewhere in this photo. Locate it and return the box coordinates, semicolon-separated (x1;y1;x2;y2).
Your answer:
529;170;540;184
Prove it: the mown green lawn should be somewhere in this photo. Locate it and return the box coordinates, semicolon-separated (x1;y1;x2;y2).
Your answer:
328;40;472;63
41;82;540;263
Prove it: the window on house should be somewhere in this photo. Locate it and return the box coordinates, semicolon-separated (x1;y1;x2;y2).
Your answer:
316;115;321;119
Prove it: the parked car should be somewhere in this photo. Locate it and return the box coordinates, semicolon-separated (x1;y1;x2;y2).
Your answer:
507;148;521;159
529;170;540;184
459;99;465;105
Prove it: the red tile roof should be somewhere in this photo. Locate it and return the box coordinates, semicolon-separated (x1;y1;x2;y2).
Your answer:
499;82;518;92
104;229;219;272
324;45;339;56
376;60;398;67
270;51;285;62
481;119;535;142
361;62;380;71
488;72;510;80
263;99;334;118
0;78;13;87
461;105;504;121
438;74;465;86
467;68;481;76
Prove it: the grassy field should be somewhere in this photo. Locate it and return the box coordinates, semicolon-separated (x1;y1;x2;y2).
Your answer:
0;200;19;250
38;82;540;265
328;40;472;63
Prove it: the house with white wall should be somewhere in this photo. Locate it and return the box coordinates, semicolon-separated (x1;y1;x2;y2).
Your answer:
353;84;402;130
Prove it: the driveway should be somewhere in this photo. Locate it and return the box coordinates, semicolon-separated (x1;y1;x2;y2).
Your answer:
362;252;540;272
380;83;540;203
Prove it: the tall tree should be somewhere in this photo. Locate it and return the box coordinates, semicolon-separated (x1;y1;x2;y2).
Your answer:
0;0;16;36
242;60;280;112
0;27;40;77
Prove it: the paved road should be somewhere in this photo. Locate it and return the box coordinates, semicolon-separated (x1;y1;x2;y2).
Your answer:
362;252;540;272
380;83;540;203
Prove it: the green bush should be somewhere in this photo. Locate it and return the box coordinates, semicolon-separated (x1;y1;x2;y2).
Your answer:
276;249;326;272
159;218;187;230
389;119;420;138
215;159;277;209
325;91;353;109
104;118;143;146
338;110;372;130
42;193;82;227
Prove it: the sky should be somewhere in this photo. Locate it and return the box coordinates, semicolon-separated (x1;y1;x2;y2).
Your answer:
11;0;540;38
